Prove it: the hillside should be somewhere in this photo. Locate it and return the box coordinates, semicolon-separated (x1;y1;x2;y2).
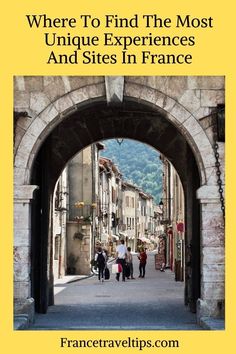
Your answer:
100;139;163;203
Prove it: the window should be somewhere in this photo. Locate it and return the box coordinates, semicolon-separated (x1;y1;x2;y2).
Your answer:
132;218;134;229
131;197;135;208
54;235;60;260
112;187;116;203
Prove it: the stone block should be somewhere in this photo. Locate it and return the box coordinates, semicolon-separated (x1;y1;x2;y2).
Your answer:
126;76;149;86
54;95;74;114
61;76;72;93
69;87;91;104
14;92;30;109
201;90;225;107
26;117;47;138
201;246;224;264
18;297;35;323
16;115;32;132
205;166;217;186
43;76;68;101
38;104;59;124
14;261;30;282
193;130;215;168
197;186;219;202
14;229;30;247
14;315;30;330
170;103;191;123
202;264;224;282
201;229;224;247
25;76;44;92
29;92;50;115
68;76;104;90
204;126;215;145
140;86;157;105
14;203;30;226
179;90;201;113
14;126;27;152
188;76;225;90
153;76;188;100
201;211;224;231
14;246;30;263
124;82;141;99
14;168;26;185
197;298;224;321
201;282;225;300
14;281;30;300
182;116;202;137
201;202;222;213
105;76;124;103
161;95;176;113
14;76;25;91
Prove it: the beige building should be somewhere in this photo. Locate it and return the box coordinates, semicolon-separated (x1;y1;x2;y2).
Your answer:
52;169;68;280
121;182;137;250
161;156;185;280
98;157;122;253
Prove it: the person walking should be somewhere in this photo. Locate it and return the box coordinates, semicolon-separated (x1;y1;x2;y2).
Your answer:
126;247;135;279
115;239;127;281
138;247;147;278
95;246;106;282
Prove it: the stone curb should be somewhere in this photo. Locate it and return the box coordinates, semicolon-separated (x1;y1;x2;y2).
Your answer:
199;317;225;330
14;314;30;330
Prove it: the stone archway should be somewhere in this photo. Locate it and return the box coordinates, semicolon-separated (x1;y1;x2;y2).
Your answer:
14;76;225;322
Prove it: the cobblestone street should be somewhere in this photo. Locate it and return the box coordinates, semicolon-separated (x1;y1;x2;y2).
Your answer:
29;252;202;330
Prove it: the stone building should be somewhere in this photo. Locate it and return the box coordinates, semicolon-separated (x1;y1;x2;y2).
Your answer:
14;76;225;322
121;181;138;250
52;169;68;280
98;156;122;252
66;144;102;275
160;155;185;279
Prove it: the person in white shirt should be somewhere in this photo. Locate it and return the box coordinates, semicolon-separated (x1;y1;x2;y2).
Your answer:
115;239;127;281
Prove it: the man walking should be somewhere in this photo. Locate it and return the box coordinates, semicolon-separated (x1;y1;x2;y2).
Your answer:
115;239;127;281
95;246;106;282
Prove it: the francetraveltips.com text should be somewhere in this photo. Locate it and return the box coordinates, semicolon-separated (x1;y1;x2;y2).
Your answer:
60;336;180;350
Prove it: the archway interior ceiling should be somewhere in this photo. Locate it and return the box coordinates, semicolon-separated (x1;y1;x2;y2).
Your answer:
31;100;199;191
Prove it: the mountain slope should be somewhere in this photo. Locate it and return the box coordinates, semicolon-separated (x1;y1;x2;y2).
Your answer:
100;139;163;203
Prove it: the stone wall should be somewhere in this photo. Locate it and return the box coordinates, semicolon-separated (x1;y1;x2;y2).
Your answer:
14;76;225;321
66;221;91;275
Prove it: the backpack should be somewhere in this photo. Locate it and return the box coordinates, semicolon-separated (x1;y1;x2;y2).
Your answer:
96;252;105;265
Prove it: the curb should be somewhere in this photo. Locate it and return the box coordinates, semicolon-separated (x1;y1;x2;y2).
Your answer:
14;314;30;330
199;317;225;330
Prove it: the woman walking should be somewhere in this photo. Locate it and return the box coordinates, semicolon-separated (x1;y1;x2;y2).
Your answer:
138;247;147;278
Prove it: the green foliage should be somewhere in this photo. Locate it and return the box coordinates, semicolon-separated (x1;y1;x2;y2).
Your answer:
100;139;163;203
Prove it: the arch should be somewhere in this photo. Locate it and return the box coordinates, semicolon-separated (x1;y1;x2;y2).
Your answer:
14;81;216;188
14;77;224;321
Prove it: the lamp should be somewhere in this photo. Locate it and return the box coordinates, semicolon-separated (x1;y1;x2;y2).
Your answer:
116;138;124;145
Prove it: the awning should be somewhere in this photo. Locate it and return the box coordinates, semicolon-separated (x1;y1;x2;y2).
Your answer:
119;232;128;238
111;234;119;240
139;236;151;244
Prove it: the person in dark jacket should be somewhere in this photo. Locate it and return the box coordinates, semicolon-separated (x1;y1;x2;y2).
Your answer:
95;246;106;282
138;247;147;278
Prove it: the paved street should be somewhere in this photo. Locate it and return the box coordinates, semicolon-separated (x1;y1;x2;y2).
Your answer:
29;252;203;330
